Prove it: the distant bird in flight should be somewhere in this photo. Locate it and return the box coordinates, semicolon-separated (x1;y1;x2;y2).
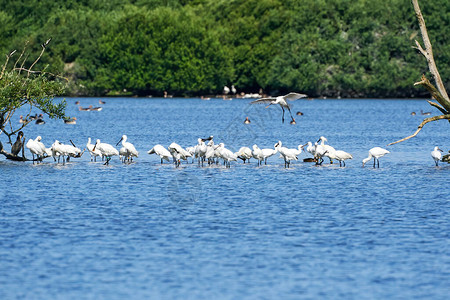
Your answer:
250;92;307;123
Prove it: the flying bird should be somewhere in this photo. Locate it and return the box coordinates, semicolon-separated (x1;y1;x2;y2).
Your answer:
250;92;307;123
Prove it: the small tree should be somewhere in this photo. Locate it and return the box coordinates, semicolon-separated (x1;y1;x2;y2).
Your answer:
388;0;450;146
0;40;67;160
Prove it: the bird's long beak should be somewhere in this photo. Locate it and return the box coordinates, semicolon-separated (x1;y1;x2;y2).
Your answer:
301;143;308;149
93;142;97;151
316;138;321;143
438;148;443;152
116;138;123;146
70;140;76;147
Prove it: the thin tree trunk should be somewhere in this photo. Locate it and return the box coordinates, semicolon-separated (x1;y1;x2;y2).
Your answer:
412;0;450;112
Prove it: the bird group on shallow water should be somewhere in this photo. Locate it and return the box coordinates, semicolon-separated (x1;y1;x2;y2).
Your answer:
14;133;446;168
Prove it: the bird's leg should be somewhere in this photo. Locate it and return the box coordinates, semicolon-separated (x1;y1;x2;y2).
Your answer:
373;158;376;168
281;107;285;123
377;159;380;168
287;106;295;122
265;103;273;109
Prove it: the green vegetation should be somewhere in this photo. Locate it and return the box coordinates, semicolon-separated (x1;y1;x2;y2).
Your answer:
0;41;66;146
0;0;448;97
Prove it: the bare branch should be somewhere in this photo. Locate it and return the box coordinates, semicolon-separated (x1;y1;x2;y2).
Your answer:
14;41;29;70
12;68;69;81
427;100;447;115
412;0;450;103
388;114;450;146
414;75;450;112
28;47;45;76
413;40;427;57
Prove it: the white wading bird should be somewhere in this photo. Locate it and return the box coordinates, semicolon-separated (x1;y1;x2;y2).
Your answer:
275;141;298;168
326;148;353;167
250;92;307;123
148;144;172;164
168;142;190;167
251;145;263;165
317;136;336;164
87;137;102;161
260;145;278;165
116;135;139;163
362;147;390;168
431;146;443;166
26;137;44;163
94;139;119;165
235;147;252;163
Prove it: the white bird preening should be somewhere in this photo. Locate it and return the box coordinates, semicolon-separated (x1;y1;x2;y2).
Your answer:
26;137;45;163
168;142;190;167
216;143;237;168
250;92;307;123
116;135;139;163
194;138;208;165
51;140;80;164
251;145;263;165
362;147;390;168
431;146;443;166
148;144;173;164
235;146;252;163
94;139;119;165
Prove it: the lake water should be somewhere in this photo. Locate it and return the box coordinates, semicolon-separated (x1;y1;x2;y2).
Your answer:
1;98;449;299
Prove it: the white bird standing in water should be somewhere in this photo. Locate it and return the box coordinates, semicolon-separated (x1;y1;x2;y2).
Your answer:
250;92;307;123
260;145;278;165
87;137;102;161
116;135;139;163
305;141;316;157
362;147;390;168
274;141;298;168
168;142;189;167
148;144;173;164
216;143;237;167
431;146;443;166
26;138;44;163
235;146;252;163
94;139;119;165
251;145;263;165
317;136;336;164
326;148;353;167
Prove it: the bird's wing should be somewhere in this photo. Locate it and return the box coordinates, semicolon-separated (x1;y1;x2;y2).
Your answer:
284;92;307;101
250;97;276;104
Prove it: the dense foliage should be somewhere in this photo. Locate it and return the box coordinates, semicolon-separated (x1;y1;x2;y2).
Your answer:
0;43;66;143
0;0;448;97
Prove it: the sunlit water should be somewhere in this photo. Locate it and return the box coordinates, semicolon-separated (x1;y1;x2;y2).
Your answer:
1;98;449;299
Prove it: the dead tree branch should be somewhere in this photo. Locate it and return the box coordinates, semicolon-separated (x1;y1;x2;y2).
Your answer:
388;1;450;146
412;0;450;107
388;114;450;146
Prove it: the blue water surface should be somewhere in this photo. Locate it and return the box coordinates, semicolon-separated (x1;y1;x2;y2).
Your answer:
0;98;449;299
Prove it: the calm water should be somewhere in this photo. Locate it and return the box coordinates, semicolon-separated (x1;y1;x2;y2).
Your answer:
1;98;449;299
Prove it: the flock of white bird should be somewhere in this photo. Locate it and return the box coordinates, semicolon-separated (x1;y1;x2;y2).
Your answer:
22;133;446;168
